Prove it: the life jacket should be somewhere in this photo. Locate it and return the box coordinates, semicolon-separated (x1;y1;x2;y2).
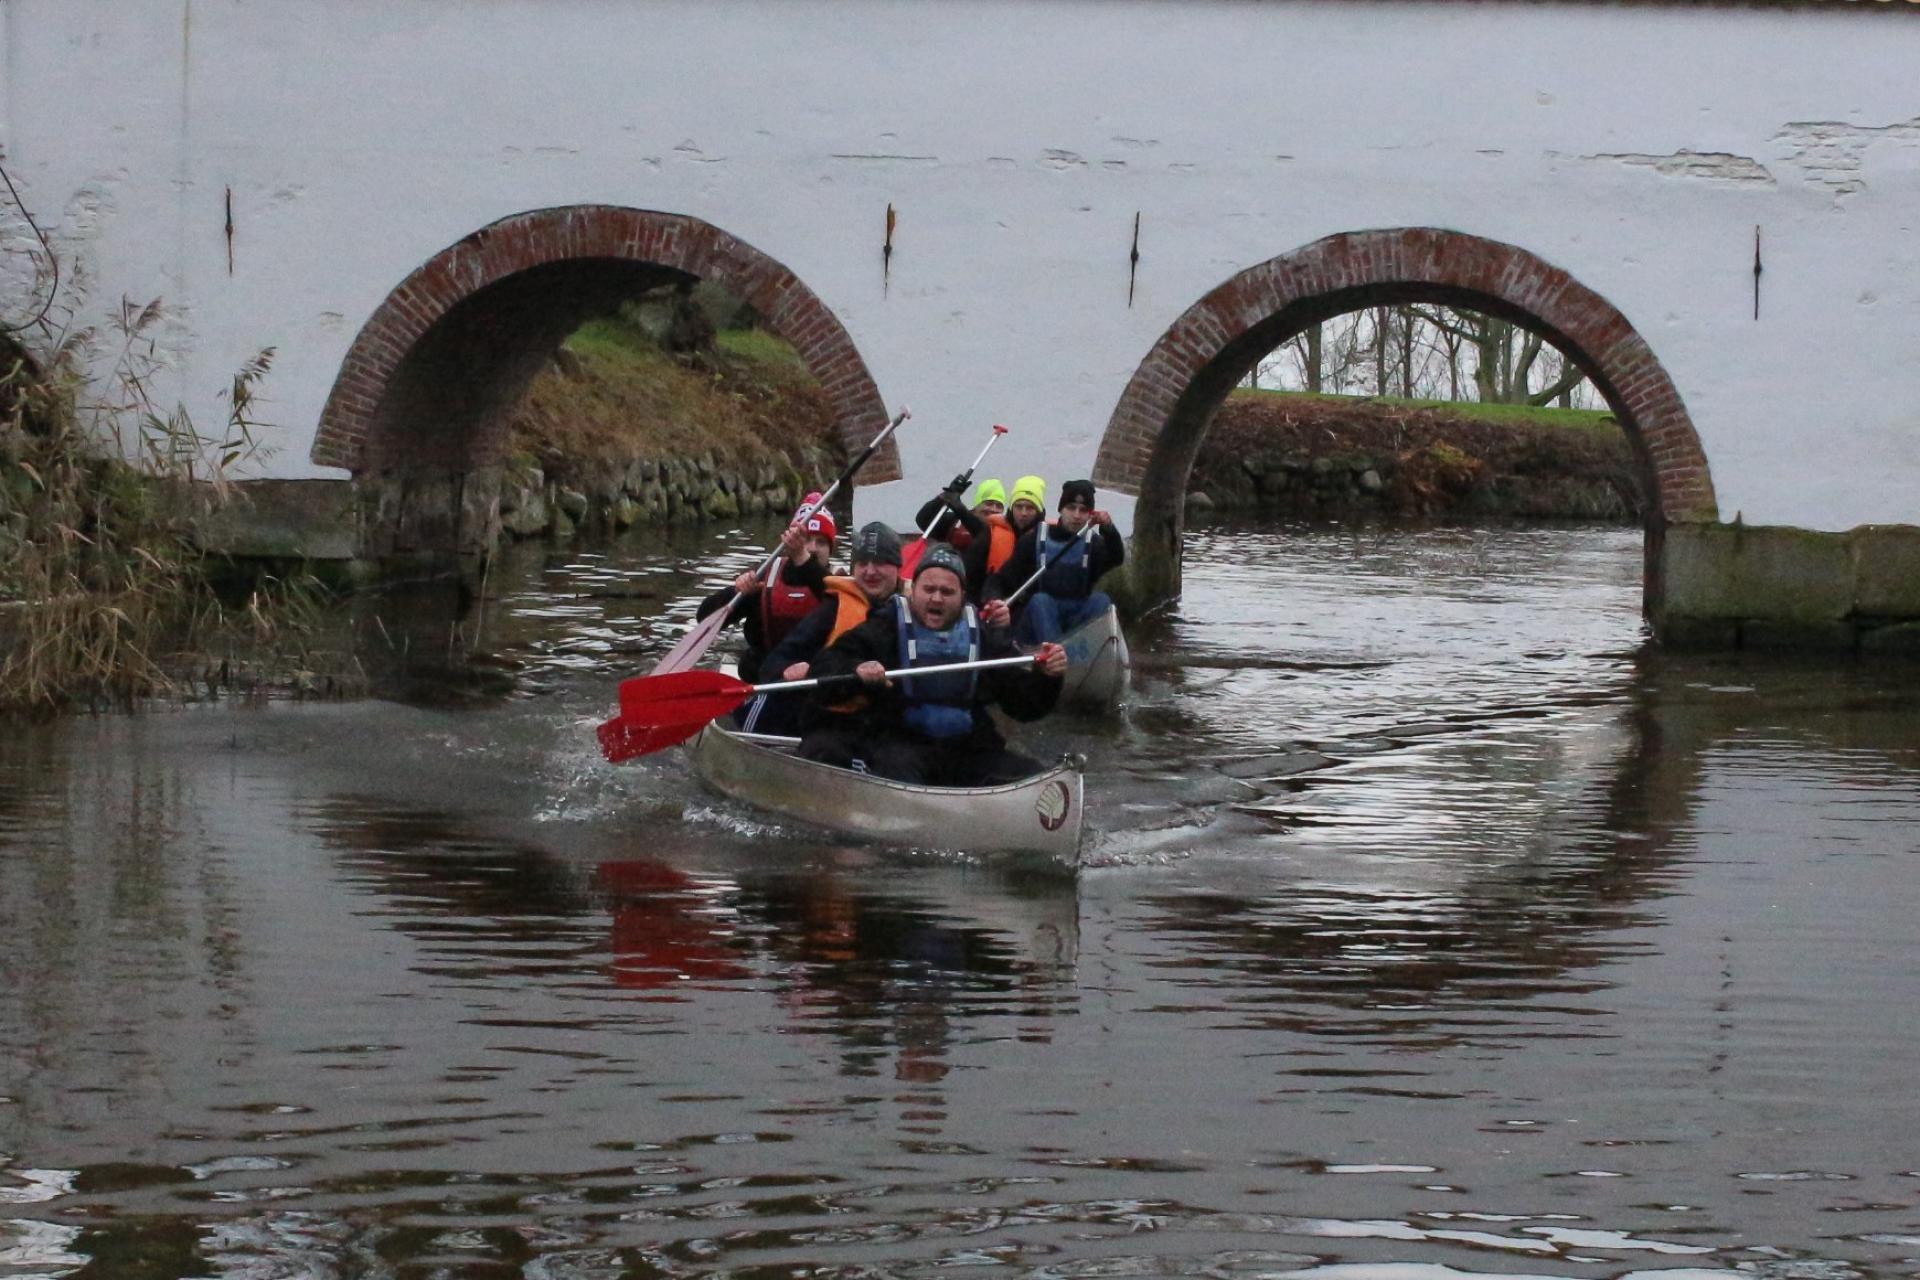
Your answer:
820;577;883;714
892;595;979;741
1036;525;1093;600
823;577;875;644
757;562;822;651
982;515;1017;574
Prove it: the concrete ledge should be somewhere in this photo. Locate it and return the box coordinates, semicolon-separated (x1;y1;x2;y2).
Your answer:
1853;524;1920;616
1658;521;1920;652
1661;523;1852;624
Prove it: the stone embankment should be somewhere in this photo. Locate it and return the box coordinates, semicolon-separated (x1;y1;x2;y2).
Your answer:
498;319;848;541
1188;392;1641;522
495;445;842;541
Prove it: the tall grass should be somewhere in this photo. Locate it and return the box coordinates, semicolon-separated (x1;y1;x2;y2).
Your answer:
0;299;319;714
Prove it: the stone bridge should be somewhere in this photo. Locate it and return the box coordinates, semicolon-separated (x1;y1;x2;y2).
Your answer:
4;0;1920;645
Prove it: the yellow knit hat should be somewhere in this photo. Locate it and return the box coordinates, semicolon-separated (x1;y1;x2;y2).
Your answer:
970;478;1008;507
1010;475;1047;508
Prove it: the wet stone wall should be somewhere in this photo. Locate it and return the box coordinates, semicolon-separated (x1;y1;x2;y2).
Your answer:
496;444;840;543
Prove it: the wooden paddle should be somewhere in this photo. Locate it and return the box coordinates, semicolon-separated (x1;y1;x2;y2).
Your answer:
597;654;1040;762
648;405;911;676
901;424;1008;577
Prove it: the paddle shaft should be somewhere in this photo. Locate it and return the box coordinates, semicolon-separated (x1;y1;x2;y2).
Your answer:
917;424;1007;542
750;653;1036;698
1002;521;1098;607
748;404;913;585
601;648;1043;763
650;405;910;675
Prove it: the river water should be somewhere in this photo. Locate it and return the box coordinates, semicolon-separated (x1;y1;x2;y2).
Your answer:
3;519;1919;1279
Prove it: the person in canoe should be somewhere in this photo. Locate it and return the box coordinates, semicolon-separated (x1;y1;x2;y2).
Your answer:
986;478;1126;646
910;477;1019;602
1006;475;1047;542
743;521;907;736
693;495;837;684
799;543;1069;786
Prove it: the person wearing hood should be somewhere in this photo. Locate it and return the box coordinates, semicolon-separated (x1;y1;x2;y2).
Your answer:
985;478;1126;646
694;495;836;684
799;543;1068;786
743;521;907;736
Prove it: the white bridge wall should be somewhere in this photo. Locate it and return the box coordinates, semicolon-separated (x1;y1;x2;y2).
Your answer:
4;0;1919;533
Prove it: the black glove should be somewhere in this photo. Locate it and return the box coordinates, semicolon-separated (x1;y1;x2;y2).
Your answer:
944;472;970;495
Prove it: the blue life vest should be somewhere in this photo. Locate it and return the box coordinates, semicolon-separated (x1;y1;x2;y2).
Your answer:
1036;526;1092;599
893;596;979;740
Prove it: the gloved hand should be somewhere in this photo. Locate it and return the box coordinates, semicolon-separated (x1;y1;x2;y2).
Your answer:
944;472;970;495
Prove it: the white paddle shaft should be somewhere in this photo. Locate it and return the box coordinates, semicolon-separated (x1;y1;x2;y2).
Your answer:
750;653;1035;696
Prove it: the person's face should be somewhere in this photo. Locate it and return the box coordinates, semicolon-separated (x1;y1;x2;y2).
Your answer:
910;570;965;630
1010;499;1042;530
803;535;832;566
853;559;900;601
974;499;1005;519
1057;500;1092;533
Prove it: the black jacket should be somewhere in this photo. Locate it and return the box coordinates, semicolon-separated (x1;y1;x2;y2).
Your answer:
806;603;1061;747
911;492;994;600
984;520;1126;604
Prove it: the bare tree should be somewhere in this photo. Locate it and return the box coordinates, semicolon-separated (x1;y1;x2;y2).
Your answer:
1407;307;1592;407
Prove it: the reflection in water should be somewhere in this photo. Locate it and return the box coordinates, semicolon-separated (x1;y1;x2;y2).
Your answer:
2;520;1918;1276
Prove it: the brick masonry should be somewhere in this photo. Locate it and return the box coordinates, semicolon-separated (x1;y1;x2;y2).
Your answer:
1092;228;1719;527
310;205;898;484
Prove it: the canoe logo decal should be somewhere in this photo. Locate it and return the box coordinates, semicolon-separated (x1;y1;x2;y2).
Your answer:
1035;781;1072;831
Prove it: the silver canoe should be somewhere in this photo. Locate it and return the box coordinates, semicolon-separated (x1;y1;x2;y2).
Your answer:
1058;605;1130;711
690;723;1086;870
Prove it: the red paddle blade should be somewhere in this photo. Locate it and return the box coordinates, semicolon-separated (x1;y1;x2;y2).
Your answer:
617;667;755;724
597;713;706;763
650;603;735;676
900;537;929;579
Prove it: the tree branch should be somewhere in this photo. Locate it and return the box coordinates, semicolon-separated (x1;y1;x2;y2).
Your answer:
1527;363;1587;407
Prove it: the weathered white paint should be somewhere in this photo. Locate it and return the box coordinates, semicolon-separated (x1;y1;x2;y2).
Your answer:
4;0;1919;533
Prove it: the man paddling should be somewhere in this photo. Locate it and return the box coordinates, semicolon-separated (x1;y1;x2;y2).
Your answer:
987;478;1126;645
744;521;906;735
693;496;835;683
800;544;1067;786
911;477;1017;601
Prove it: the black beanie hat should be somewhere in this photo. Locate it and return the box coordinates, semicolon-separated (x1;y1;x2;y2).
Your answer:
850;521;904;567
916;543;967;584
1059;479;1096;511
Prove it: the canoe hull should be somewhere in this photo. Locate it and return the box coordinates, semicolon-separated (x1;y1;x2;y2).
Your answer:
691;724;1086;870
1058;605;1130;711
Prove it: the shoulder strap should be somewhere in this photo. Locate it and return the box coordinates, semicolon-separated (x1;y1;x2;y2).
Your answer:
894;594;914;664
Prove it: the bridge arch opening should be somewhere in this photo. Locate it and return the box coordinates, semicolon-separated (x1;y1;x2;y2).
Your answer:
1093;229;1717;620
312;205;896;559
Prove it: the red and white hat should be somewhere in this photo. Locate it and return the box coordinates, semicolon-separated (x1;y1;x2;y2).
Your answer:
792;493;837;542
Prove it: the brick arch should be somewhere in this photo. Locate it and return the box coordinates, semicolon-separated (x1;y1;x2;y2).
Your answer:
1096;228;1717;606
311;205;896;482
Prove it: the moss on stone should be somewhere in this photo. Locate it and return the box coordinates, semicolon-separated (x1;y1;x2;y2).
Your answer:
1662;524;1852;622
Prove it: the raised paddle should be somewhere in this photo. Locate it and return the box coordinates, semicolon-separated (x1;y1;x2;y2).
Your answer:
649;405;910;675
598;654;1042;763
901;424;1008;578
